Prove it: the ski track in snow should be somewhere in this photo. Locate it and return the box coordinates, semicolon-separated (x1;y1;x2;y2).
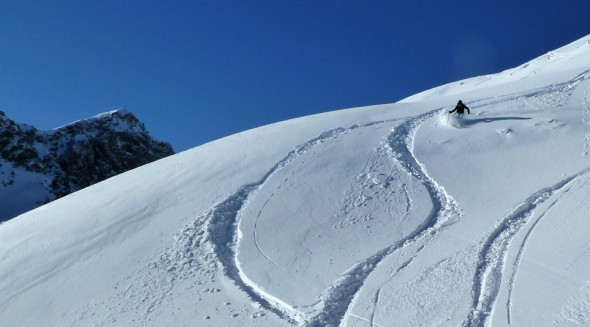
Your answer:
506;175;590;326
132;118;408;324
91;72;590;326
581;73;590;155
462;174;577;327
253;196;284;270
75;109;448;326
80;127;359;324
462;71;590;327
469;69;590;113
369;288;381;327
198;125;363;323
348;314;386;327
134;106;459;326
504;205;558;327
304;110;462;327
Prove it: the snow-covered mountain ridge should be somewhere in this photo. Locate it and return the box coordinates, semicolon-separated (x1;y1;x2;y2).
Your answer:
0;110;174;221
403;36;590;102
1;35;590;327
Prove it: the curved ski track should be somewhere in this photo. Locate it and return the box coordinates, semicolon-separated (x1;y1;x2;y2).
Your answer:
504;181;577;326
202;118;402;323
303;110;462;327
165;107;463;326
462;72;590;327
141;72;590;325
468;69;590;112
120;73;590;326
189;108;460;326
502;172;590;326
581;72;590;155
461;169;590;327
68;71;590;326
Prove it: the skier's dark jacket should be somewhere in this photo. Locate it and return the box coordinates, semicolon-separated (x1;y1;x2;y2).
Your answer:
449;100;470;114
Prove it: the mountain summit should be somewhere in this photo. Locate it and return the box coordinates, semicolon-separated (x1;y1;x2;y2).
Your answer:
0;109;174;221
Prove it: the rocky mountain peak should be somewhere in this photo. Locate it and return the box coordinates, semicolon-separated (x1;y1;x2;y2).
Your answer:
0;110;174;221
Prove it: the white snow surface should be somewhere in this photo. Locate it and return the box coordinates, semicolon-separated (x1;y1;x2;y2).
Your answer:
2;35;590;327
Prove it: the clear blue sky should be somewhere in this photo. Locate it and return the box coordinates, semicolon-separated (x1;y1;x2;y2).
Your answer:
1;1;589;152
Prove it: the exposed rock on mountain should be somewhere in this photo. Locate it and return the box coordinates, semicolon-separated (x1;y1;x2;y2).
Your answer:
0;110;174;221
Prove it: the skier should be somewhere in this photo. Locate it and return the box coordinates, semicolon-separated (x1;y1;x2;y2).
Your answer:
449;100;470;116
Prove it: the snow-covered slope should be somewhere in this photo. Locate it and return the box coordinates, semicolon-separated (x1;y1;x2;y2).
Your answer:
1;35;590;327
403;36;590;103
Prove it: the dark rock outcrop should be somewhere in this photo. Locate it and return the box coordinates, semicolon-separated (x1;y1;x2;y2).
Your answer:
0;110;174;221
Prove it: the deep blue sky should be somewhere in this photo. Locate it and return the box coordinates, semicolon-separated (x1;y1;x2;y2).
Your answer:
1;1;589;151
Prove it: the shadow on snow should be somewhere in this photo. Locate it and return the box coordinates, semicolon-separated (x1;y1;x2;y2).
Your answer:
462;116;532;126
